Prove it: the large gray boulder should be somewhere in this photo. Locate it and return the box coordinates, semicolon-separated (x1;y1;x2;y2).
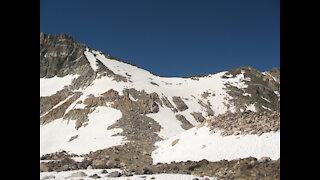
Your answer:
70;171;87;177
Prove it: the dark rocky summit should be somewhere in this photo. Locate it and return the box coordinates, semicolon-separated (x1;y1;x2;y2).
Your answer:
40;32;88;78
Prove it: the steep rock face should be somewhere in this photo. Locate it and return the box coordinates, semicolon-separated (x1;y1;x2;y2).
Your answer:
40;33;280;164
40;33;88;78
40;91;83;125
175;114;193;130
222;66;280;113
265;67;280;83
172;96;189;112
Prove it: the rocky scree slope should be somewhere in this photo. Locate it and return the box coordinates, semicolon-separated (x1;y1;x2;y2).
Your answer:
40;33;280;178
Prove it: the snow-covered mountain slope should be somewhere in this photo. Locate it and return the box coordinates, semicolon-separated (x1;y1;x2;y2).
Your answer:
152;121;280;164
40;33;280;161
40;107;126;155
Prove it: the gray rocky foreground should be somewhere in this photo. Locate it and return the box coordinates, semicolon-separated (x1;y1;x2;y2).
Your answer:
40;156;279;180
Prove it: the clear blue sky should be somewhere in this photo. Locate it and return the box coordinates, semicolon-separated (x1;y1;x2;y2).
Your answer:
40;0;279;77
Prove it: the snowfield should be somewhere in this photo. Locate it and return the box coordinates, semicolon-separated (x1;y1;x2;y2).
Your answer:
84;48;99;71
40;107;127;156
152;123;280;164
146;106;186;139
40;74;79;97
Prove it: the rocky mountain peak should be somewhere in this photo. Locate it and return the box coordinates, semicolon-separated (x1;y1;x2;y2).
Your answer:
40;32;81;44
266;67;280;83
40;32;89;78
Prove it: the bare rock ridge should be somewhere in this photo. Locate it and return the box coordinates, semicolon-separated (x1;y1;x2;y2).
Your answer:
40;32;158;79
222;66;280;113
40;32;88;78
40;32;280;180
207;111;280;136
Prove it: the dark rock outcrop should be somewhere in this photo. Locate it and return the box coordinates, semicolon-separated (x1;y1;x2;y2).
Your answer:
161;96;178;112
40;92;83;125
40;33;88;78
172;96;189;112
191;112;206;123
175;114;193;130
222;66;280;113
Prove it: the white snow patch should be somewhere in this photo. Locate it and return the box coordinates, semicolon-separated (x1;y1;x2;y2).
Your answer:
40;160;56;163
105;101;113;107
228;105;237;113
40;106;126;156
80;76;126;97
245;103;257;112
40;75;79;97
223;71;249;89
71;157;85;162
262;105;273;111
261;96;271;103
73;103;87;109
95;53;153;80
152;125;280;164
129;94;138;102
91;49;102;55
146;106;186;139
40;169;121;180
274;91;280;99
84;48;99;71
243;92;252;97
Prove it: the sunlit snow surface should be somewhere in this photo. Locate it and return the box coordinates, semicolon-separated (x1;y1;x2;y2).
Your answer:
40;75;79;97
40;107;126;156
84;48;99;71
152;124;280;164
